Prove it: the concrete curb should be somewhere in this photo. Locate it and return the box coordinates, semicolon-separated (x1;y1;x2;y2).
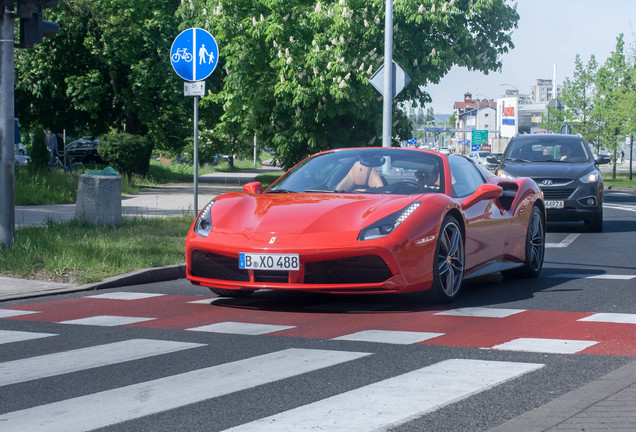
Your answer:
0;265;186;302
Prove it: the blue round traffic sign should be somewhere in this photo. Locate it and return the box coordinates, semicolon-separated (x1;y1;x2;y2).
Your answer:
170;28;219;81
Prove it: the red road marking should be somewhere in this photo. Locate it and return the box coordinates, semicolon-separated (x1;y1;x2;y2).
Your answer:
2;295;634;356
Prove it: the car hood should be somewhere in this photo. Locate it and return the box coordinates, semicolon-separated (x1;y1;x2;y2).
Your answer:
209;192;425;235
501;161;596;180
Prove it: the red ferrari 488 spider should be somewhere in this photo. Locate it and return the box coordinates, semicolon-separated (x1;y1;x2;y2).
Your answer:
186;147;545;303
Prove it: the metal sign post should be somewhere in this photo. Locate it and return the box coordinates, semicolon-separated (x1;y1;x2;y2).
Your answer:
370;0;410;148
170;28;218;216
382;0;393;148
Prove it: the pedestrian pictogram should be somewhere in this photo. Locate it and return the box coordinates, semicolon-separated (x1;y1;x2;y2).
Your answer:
170;28;219;81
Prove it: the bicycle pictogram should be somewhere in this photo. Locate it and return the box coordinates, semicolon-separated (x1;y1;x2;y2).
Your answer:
171;48;193;63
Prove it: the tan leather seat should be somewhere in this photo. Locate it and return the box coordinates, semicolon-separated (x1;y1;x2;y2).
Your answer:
337;161;384;191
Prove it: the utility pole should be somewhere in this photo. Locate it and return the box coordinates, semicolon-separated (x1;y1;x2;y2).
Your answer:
0;0;59;248
0;2;16;248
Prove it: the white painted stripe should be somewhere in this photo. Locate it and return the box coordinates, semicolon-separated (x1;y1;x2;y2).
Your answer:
0;348;369;432
0;339;204;387
492;338;598;354
604;203;636;213
548;273;635;280
0;330;56;345
86;292;165;300
435;307;525;318
332;330;443;345
188;297;217;304
307;302;391;311
546;233;580;248
578;313;636;325
0;309;39;318
225;358;544;432
189;297;263;305
59;315;156;326
187;321;295;335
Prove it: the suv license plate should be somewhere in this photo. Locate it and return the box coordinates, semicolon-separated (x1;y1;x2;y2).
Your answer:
239;253;300;271
545;200;564;209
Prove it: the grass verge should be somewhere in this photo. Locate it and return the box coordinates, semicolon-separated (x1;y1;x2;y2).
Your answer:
15;155;275;205
603;172;636;189
0;216;193;284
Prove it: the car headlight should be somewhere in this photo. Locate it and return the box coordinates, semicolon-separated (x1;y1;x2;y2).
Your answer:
579;169;600;183
358;203;421;241
497;170;517;179
194;201;215;237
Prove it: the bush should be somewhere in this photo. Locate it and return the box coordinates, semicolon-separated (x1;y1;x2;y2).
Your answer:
29;128;50;170
98;131;153;180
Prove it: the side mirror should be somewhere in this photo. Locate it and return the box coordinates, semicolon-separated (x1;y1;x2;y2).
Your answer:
460;184;503;210
595;155;611;165
486;155;500;165
243;181;263;194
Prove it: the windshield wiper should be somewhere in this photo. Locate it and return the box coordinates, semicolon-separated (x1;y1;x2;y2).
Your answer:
304;189;336;193
504;157;530;162
266;189;295;193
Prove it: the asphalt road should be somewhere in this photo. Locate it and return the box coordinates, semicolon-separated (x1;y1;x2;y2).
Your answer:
0;188;634;431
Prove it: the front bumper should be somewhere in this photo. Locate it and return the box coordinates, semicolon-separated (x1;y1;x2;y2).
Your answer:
539;180;603;222
185;230;436;295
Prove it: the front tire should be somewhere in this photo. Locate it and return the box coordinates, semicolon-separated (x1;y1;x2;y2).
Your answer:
585;208;603;232
423;215;465;303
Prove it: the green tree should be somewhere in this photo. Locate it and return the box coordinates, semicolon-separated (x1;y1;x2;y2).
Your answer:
542;102;566;134
594;34;627;179
562;54;598;144
180;0;519;169
615;56;635;179
14;0;197;154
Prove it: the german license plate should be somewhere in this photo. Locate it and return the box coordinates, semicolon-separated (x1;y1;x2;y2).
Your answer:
239;253;300;271
545;200;564;209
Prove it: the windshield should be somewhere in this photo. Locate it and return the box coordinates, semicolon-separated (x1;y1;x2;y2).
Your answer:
505;137;591;163
268;148;445;195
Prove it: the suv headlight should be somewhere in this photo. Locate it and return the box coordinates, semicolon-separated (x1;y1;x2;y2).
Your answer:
194;201;215;237
497;170;517;179
358;203;420;241
579;169;600;183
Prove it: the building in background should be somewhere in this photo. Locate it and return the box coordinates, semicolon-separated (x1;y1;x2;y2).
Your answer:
453;93;496;145
529;79;563;103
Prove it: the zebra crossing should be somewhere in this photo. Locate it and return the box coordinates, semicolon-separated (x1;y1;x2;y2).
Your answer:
0;329;543;431
3;290;635;355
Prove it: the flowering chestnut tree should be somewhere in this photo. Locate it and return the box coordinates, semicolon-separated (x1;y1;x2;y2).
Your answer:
180;0;519;168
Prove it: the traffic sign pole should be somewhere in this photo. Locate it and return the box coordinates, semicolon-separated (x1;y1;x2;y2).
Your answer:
170;28;218;216
382;0;393;148
193;95;199;215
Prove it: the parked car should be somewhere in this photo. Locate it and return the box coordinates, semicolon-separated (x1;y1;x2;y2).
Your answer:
469;151;497;169
186;147;545;303
492;134;608;232
64;136;102;163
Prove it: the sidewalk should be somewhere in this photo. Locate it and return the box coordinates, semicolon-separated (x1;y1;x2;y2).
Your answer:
15;165;281;228
2;164;635;432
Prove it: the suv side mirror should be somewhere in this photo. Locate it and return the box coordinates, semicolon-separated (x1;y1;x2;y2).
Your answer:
595;155;611;165
486;155;500;165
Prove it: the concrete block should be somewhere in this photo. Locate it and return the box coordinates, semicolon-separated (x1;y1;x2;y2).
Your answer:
75;174;122;225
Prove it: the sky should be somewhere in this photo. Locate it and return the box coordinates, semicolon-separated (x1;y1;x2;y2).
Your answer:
424;0;636;114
